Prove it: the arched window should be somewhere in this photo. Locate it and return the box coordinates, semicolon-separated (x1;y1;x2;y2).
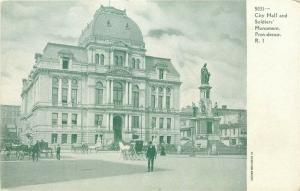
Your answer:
100;54;104;65
158;87;163;109
132;85;139;108
166;87;171;109
72;79;78;87
52;77;59;105
151;86;156;108
95;54;100;64
132;58;135;68
136;59;140;69
114;56;118;65
71;79;78;105
119;56;123;66
166;87;171;95
158;87;163;94
113;82;123;105
52;77;59;86
95;81;103;105
62;78;69;105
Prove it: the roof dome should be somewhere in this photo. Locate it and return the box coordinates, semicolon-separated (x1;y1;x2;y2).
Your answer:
78;6;144;48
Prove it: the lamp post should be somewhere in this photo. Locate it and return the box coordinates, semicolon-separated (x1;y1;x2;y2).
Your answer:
190;124;196;157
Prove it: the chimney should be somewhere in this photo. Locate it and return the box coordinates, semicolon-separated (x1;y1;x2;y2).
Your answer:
34;53;42;63
22;79;27;86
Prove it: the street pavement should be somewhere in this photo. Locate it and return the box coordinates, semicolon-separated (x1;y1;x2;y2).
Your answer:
1;152;246;191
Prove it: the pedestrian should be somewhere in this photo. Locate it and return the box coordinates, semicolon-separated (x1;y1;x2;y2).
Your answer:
146;141;157;172
33;140;40;162
31;145;35;162
56;144;61;160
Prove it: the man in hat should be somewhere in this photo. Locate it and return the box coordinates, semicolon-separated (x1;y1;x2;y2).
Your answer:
146;141;157;172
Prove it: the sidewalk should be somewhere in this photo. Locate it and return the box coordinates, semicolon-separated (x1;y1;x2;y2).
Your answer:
2;152;246;191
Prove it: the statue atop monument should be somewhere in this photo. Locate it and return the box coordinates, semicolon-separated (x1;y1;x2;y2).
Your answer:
192;102;198;117
201;63;210;84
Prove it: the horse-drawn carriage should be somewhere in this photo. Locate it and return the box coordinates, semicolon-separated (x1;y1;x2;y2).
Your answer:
119;140;146;160
3;143;30;160
3;141;54;160
39;141;54;158
71;143;89;153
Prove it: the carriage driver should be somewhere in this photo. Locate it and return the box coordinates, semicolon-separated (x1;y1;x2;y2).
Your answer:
146;141;157;172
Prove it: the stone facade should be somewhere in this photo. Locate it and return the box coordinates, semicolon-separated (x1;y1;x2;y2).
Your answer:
20;6;181;148
0;105;21;144
180;105;247;148
212;106;247;146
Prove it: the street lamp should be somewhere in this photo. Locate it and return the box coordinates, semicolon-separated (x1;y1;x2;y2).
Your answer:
190;124;196;157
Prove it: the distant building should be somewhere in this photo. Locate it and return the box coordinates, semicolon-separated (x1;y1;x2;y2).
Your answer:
212;105;247;146
180;104;247;147
20;6;181;148
0;105;21;144
179;64;247;150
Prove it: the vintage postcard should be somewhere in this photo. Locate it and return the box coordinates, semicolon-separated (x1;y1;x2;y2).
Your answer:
0;0;299;191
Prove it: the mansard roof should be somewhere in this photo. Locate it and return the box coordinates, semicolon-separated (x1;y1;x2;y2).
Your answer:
42;43;180;77
78;6;144;48
43;43;88;63
145;56;180;76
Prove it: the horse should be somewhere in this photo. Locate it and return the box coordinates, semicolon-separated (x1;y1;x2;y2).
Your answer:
81;143;89;154
89;142;103;153
71;144;82;153
119;141;131;160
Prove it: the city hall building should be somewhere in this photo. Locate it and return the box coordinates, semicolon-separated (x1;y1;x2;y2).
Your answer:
20;6;181;148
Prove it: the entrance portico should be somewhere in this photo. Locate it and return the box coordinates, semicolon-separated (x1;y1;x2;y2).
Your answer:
113;115;123;143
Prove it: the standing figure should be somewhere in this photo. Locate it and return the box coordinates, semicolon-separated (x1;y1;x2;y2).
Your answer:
146;141;157;172
32;140;40;162
192;102;198;117
201;63;210;84
56;144;61;160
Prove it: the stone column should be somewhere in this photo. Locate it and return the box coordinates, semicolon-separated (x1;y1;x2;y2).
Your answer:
128;115;132;132
110;80;114;104
140;115;143;132
110;114;113;132
58;78;62;106
155;88;158;108
124;115;128;131
106;113;110;130
125;81;128;105
110;50;114;66
92;48;94;64
125;52;128;67
68;79;72;106
106;80;110;104
169;89;173;109
127;82;130;104
128;83;132;105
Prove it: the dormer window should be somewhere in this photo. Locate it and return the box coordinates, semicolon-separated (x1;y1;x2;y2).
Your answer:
95;54;100;64
62;57;69;69
95;53;104;65
100;54;104;65
159;69;164;79
136;59;140;69
114;56;118;65
132;58;135;68
107;20;111;27
125;23;129;30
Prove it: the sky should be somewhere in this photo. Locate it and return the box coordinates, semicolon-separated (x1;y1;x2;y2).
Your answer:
0;0;246;109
